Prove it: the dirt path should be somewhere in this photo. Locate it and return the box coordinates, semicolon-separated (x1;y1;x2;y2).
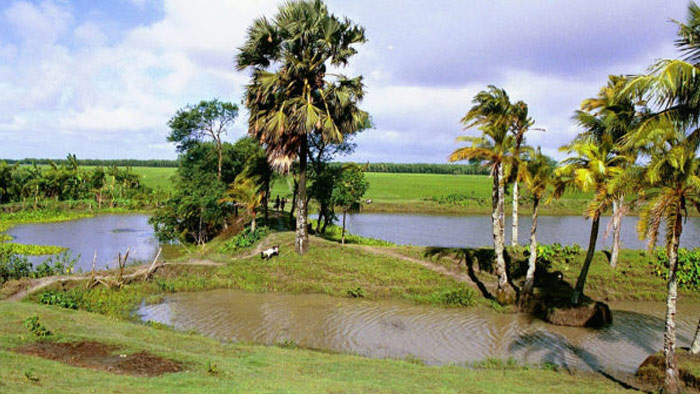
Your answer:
349;244;484;289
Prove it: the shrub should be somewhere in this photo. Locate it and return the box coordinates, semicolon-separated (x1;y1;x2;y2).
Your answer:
38;290;80;310
529;243;582;266
219;226;269;253
425;193;488;207
346;287;365;298
24;315;52;337
439;287;476;307
652;248;700;289
0;246;32;284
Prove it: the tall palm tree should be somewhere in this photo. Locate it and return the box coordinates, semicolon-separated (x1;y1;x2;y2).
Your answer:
508;101;540;248
555;140;627;305
576;75;642;268
450;86;516;301
520;148;554;302
236;0;368;255
620;3;700;391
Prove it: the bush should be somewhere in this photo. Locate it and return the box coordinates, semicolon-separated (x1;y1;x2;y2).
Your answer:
438;287;476;307
0;246;78;285
346;287;365;298
24;315;52;337
219;226;269;253
652;248;700;289
38;290;80;310
0;246;32;284
425;193;488;207
529;243;582;265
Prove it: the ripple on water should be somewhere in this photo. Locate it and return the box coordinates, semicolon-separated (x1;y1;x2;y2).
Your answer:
136;289;700;374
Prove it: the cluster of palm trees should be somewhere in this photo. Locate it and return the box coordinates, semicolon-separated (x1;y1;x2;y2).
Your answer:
450;3;700;392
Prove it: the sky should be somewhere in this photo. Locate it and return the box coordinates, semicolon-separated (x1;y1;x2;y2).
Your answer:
0;0;690;163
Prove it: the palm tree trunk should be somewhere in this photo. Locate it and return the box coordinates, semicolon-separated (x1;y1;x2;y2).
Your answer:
295;136;309;255
610;196;623;268
522;196;539;300
663;213;683;393
289;179;298;224
572;210;601;305
251;214;257;233
341;209;347;245
690;316;700;355
512;181;519;247
492;164;508;297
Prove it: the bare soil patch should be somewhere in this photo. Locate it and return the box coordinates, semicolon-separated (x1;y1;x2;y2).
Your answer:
13;341;183;377
544;301;612;328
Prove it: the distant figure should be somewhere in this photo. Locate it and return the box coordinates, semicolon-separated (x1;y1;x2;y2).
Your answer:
261;245;279;260
281;197;287;212
274;195;281;210
365;199;373;204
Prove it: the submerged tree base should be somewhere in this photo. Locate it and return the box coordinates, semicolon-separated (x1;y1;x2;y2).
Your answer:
637;349;700;392
543;301;612;328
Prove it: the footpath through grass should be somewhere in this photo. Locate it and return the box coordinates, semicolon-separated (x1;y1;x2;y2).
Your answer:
0;302;631;393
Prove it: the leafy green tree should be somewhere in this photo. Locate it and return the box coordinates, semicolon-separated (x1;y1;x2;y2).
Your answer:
168;99;238;181
332;163;369;244
449;86;516;301
236;0;369;255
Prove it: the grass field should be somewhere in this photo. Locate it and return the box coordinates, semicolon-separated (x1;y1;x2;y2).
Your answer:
0;302;630;393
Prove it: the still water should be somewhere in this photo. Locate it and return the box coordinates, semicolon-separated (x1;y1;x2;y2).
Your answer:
6;214;158;272
341;213;700;249
137;289;700;374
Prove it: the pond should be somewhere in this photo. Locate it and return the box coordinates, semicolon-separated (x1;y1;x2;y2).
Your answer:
7;214;158;272
341;213;700;249
137;289;700;375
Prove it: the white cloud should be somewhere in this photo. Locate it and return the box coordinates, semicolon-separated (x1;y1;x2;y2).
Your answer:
4;0;72;44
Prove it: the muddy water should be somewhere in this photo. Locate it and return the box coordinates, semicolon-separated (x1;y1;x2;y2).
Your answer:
137;289;700;374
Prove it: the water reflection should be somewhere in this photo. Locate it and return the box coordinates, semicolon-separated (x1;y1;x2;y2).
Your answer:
7;214;158;272
137;289;700;374
342;213;700;248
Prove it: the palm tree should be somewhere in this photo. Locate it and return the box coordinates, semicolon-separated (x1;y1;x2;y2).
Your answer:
236;0;368;255
520;148;554;302
576;75;641;268
221;176;263;232
508;101;540;248
620;3;700;391
555;140;626;305
450;86;516;301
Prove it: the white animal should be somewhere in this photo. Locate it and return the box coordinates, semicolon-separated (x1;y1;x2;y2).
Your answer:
261;245;279;260
365;199;373;204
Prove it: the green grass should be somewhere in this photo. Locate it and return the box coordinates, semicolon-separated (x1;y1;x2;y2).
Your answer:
130;167;176;191
0;302;631;393
397;244;700;302
28;232;480;318
271;172;594;215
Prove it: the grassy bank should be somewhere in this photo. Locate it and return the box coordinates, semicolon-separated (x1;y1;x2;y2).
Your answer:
396;245;700;303
0;302;631;393
20;232;480;318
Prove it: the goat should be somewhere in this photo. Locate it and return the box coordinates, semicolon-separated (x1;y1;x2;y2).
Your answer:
261;245;280;260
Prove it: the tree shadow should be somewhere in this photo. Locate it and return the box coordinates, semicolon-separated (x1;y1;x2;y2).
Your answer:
423;247;495;300
508;331;644;391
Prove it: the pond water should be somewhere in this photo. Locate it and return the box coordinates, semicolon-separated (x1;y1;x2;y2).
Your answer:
7;214;158;272
341;213;700;249
137;289;700;374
